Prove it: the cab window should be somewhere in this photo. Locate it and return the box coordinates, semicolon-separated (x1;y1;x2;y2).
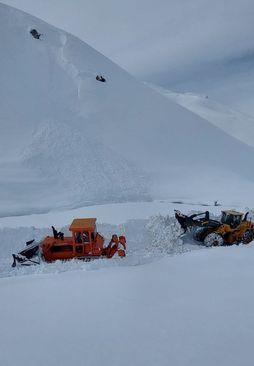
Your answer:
75;232;82;243
82;231;90;243
221;213;241;228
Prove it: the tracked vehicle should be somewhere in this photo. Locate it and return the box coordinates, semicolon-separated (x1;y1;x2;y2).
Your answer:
12;218;126;267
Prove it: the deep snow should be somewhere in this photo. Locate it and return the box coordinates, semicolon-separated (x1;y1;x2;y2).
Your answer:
1;3;254;217
1;242;254;366
0;199;251;278
3;0;254;116
1;200;254;366
0;200;190;278
150;84;254;149
1;3;254;366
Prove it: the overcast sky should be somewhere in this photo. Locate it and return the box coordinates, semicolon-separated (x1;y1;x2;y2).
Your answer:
2;0;254;86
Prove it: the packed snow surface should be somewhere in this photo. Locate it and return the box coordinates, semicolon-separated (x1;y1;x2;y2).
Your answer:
1;3;254;216
1;239;254;366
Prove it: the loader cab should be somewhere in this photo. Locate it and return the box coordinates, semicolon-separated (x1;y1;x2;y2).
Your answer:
221;210;243;229
69;218;103;256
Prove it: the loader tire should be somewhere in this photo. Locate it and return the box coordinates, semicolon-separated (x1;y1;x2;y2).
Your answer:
193;227;208;242
242;230;253;244
204;233;224;247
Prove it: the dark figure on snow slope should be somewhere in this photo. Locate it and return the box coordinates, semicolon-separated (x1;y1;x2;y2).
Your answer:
96;75;106;82
30;29;41;39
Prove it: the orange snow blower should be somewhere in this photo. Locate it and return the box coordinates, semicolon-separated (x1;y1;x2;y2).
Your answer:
12;218;126;267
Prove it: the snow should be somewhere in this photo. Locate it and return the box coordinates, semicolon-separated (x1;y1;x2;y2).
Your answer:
1;242;254;366
150;84;254;148
0;200;192;277
3;0;254;115
0;198;251;229
1;3;254;366
0;191;254;366
0;199;251;277
163;52;254;117
2;1;254;81
1;3;254;217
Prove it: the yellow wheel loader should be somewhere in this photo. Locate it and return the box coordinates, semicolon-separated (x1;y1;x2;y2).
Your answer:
204;210;254;247
175;209;254;247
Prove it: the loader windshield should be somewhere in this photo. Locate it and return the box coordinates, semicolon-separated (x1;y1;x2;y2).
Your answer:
221;212;242;228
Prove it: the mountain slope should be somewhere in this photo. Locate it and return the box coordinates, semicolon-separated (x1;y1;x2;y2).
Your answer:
1;3;254;216
150;85;254;149
162;56;254;117
4;0;254;116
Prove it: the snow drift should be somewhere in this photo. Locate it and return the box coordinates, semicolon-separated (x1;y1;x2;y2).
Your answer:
1;3;254;216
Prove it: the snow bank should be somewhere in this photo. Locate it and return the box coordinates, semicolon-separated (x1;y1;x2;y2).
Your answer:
0;213;188;278
146;214;184;254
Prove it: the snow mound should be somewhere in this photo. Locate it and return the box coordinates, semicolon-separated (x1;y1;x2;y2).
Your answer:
146;214;184;254
22;121;148;207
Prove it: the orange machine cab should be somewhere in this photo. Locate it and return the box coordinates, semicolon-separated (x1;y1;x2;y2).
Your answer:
42;218;105;262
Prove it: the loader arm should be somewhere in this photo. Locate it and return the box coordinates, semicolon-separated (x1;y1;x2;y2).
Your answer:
175;210;220;232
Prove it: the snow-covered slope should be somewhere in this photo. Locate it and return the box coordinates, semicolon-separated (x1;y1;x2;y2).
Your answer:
164;58;254;117
150;85;254;149
1;3;254;216
3;1;254;83
4;0;254;115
